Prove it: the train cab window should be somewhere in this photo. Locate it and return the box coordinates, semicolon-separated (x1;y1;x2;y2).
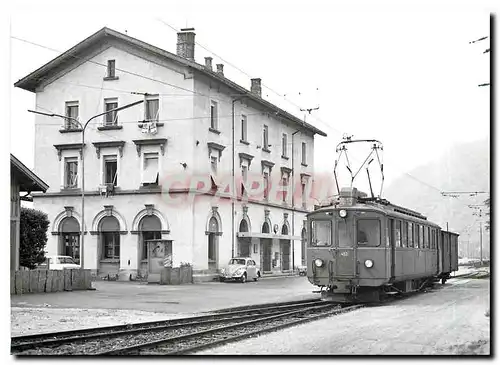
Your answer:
395;220;402;247
311;220;332;246
338;219;352;247
357;219;380;247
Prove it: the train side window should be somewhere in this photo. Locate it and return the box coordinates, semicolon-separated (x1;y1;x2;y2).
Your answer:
311;220;332;247
395;220;402;247
386;220;390;247
414;224;420;248
402;222;408;247
420;225;424;248
357;219;381;247
423;226;427;248
408;223;414;248
425;227;431;248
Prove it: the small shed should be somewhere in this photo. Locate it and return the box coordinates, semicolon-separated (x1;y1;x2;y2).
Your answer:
10;154;49;271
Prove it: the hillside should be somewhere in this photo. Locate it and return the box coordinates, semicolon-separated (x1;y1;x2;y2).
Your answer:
384;138;490;257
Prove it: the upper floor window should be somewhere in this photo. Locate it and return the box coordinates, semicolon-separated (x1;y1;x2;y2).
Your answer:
104;155;118;186
241;115;247;142
301;142;307;165
210;156;218;175
263;171;269;200
241;165;248;196
64;157;78;189
210;100;218;130
282;175;288;203
145;95;159;122
104;98;118;126
263;125;269;151
107;60;116;78
65;101;79;129
142;152;159;186
282;133;288;158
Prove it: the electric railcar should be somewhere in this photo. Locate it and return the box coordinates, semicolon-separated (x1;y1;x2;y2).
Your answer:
306;187;459;302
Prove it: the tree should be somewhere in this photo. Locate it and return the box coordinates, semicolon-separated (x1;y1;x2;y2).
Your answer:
484;198;490;231
19;207;49;269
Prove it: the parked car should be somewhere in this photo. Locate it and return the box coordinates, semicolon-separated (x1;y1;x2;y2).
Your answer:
41;256;81;270
297;265;307;276
219;257;261;283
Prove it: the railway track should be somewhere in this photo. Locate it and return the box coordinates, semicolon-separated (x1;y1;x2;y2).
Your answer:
11;300;360;355
12;299;363;355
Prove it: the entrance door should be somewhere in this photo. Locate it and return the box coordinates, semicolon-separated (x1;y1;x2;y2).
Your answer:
262;239;272;272
239;239;251;257
208;233;218;271
147;240;172;283
281;241;290;271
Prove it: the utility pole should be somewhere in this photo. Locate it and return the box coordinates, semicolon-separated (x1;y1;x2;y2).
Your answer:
469;35;490;87
294;105;319;272
470;205;484;265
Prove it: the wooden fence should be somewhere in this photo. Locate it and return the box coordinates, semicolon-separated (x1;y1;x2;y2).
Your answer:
10;269;93;295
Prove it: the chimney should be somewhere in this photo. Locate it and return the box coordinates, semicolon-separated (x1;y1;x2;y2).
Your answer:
216;63;224;76
176;28;196;61
251;78;262;97
205;57;213;71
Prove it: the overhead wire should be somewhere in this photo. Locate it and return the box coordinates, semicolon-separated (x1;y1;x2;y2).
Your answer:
13;32;482;217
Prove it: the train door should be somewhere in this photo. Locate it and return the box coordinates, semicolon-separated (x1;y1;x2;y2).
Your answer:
335;218;356;277
389;218;395;280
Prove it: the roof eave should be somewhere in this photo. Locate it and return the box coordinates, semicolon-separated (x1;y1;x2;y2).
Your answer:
13;27;328;137
11;154;49;192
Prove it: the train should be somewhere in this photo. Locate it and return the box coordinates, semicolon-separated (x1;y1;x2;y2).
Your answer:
306;187;459;302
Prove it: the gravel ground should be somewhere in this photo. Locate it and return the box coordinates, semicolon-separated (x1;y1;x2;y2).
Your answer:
11;276;317;337
11;308;186;337
196;278;490;355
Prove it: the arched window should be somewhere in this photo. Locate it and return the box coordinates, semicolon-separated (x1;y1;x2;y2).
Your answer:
281;224;289;236
140;215;162;260
209;217;219;232
262;222;270;233
99;216;120;259
239;219;249;233
60;217;80;264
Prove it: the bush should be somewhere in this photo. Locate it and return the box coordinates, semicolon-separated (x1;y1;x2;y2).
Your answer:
19;207;49;270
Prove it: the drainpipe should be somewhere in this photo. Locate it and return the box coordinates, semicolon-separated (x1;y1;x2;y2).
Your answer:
232;96;246;258
291;129;301;272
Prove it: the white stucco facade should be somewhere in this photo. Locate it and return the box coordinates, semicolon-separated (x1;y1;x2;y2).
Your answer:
22;28;325;280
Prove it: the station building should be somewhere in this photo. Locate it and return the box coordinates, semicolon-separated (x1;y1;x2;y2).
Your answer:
15;27;327;281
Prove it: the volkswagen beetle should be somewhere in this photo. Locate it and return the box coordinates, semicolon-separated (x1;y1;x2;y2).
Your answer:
219;257;261;283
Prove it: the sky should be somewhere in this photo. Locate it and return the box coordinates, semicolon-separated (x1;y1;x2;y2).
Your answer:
6;0;493;196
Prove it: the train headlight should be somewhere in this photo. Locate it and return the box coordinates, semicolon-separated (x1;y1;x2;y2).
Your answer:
339;209;347;218
314;258;324;267
364;259;374;268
